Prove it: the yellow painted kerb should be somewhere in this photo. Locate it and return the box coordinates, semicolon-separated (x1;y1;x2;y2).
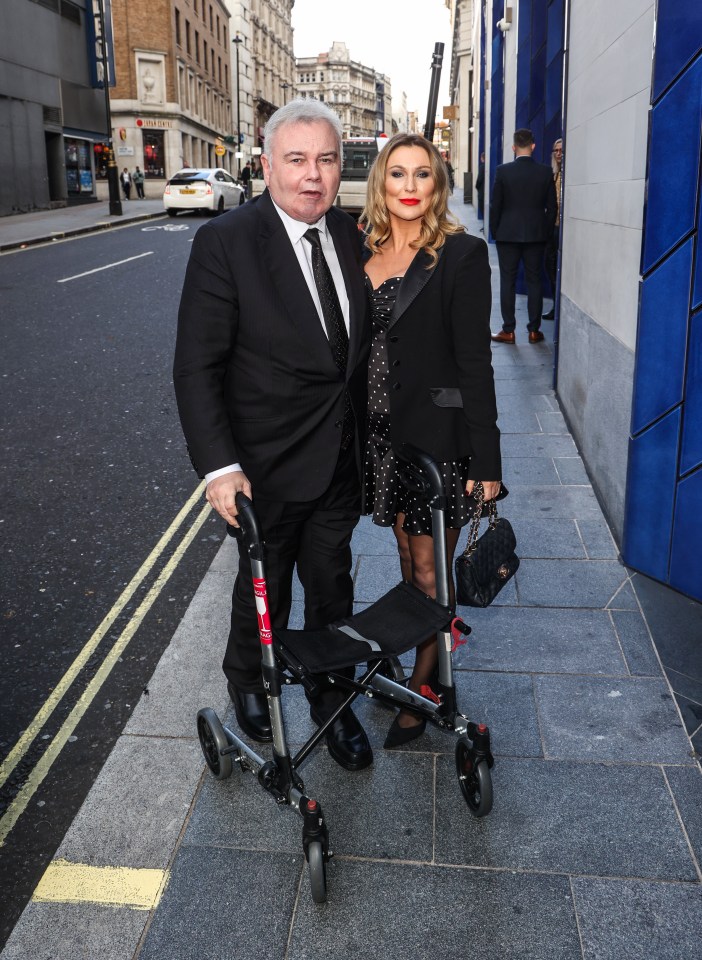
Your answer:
32;860;168;911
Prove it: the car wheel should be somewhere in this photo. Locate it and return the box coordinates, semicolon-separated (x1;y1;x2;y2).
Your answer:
215;196;225;215
166;209;178;217
238;192;245;206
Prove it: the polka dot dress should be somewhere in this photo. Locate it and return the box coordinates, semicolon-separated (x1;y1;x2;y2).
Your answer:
362;275;474;536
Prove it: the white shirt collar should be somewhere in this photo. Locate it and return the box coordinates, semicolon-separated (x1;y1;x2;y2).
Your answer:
271;197;328;244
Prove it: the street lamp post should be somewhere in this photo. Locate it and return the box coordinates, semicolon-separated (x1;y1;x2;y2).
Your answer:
280;81;289;105
232;34;243;177
96;0;122;215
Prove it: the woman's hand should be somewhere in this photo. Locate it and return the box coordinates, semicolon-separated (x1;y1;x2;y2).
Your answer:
466;479;502;502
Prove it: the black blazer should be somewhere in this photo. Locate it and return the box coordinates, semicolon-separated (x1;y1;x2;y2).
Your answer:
489;156;557;243
173;190;370;501
369;232;501;479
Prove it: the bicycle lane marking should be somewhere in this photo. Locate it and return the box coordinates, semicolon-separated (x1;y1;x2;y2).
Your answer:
0;481;206;794
0;497;212;847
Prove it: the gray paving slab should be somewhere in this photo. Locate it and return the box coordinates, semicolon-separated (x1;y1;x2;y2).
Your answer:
138;847;301;960
186;749;435;861
0;902;148;960
665;765;702;868
571;877;702;960
514;558;632;608
553;456;590;484
492;376;555;395
510;518;587;559
503;484;603;519
501;457;562;485
454;606;627;675
500;434;579;457
577;516;620;559
56;735;205;867
496;408;544;433
453;670;543;758
289;861;582;960
497;393;555;412
606;577;640;610
435;757;697;880
611;610;663;676
534;675;692;763
124;568;231;738
536;410;570;434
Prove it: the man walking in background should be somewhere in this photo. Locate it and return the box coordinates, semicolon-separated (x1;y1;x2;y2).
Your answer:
489;128;557;344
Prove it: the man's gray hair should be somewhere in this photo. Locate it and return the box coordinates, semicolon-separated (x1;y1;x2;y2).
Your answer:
263;99;343;157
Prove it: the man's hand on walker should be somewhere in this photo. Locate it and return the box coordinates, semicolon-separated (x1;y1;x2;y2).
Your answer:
206;470;252;526
466;480;502;502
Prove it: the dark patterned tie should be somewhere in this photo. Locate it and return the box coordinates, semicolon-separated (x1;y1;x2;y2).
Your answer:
304;228;355;449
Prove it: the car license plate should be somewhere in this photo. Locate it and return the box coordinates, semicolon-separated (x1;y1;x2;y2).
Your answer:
180;188;196;194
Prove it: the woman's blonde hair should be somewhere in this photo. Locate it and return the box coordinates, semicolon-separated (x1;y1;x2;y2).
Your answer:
361;133;463;265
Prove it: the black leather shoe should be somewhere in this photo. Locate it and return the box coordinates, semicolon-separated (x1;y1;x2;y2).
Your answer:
312;708;373;771
228;682;273;743
542;308;555;320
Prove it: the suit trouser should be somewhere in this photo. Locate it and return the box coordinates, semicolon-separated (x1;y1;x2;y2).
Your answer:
496;241;546;333
224;441;361;696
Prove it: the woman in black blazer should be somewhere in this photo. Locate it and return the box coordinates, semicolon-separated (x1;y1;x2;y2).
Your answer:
361;133;502;747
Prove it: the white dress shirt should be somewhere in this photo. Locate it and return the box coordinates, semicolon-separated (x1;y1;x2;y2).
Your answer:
205;198;351;485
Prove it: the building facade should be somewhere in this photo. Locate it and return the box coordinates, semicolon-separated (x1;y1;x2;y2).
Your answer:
103;0;235;196
0;0;110;215
296;41;392;138
457;0;702;603
447;0;476;190
249;0;294;149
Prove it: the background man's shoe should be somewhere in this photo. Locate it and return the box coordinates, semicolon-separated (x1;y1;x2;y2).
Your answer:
542;308;555;320
491;330;516;344
312;708;373;771
228;683;273;742
528;330;545;344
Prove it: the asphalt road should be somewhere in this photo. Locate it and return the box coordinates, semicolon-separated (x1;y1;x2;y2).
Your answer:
0;213;226;947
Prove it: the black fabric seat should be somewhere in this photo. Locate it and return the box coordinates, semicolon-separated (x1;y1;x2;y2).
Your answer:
273;581;452;673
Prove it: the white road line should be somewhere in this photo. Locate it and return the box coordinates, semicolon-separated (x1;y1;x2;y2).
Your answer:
57;251;154;283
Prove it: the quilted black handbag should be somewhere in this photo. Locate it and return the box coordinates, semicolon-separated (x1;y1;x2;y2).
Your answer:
455;484;520;607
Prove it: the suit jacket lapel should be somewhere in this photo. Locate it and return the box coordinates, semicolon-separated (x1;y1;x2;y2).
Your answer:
256;191;338;375
326;209;365;376
389;245;443;328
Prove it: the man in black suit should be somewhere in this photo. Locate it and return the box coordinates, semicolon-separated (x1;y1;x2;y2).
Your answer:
489;128;557;344
173;100;372;770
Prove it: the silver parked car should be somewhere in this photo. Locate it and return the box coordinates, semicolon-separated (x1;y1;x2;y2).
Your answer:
163;168;245;216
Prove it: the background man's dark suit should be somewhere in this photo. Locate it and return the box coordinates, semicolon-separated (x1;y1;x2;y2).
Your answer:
490;155;557;335
173;190;369;702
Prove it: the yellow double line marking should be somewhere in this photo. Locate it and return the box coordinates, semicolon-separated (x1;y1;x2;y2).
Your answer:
0;483;210;847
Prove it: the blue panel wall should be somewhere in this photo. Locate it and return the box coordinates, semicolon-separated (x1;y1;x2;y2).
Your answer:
623;0;702;602
515;0;564;162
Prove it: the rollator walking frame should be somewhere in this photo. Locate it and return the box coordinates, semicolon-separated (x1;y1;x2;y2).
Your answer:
197;443;495;904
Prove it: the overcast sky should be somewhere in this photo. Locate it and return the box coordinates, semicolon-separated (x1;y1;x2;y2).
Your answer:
290;0;453;121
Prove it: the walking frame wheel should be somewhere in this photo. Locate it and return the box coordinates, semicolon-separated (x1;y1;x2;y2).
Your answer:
455;736;493;817
307;841;327;904
197;708;233;780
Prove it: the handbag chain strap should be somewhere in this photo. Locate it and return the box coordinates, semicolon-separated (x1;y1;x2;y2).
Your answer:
463;481;499;556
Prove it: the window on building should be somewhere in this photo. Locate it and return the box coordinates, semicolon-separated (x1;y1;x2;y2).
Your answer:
195;30;199;63
209;4;213;30
185;21;191;55
218;56;222;84
224;63;228;90
216;15;220;42
143;130;165;178
60;0;81;24
175;8;181;46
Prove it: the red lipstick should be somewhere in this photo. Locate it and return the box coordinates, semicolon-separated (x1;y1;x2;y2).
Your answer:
400;199;420;205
